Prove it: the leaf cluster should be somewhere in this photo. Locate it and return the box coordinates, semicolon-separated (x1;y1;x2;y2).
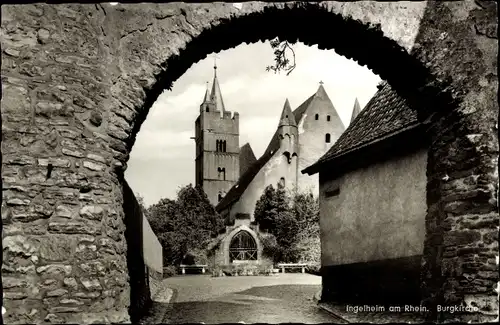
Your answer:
265;38;297;76
254;182;320;265
146;184;225;266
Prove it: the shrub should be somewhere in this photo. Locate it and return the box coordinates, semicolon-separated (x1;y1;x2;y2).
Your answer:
163;265;177;278
182;248;208;265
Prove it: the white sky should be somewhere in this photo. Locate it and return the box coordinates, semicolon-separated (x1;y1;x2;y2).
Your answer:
125;41;381;207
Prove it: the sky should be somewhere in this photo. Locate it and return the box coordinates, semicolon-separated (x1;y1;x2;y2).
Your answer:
125;41;381;207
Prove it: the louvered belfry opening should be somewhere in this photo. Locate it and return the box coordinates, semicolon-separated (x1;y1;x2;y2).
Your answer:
229;231;258;262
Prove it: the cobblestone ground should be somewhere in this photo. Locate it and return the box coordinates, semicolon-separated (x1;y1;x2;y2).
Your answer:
146;273;345;324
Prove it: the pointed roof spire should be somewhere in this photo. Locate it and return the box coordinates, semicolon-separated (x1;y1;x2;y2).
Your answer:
202;81;210;103
210;55;225;113
350;98;361;123
278;98;297;127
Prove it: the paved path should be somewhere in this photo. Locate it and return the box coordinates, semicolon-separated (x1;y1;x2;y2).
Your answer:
158;274;344;324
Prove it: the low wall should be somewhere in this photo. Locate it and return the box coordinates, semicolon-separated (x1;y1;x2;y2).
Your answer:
122;180;163;322
142;212;163;276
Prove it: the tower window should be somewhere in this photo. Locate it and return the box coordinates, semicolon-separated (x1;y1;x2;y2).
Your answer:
217;167;226;180
279;177;285;187
216;140;227;152
206;107;209;112
315;114;319;120
327;115;331;121
325;133;331;143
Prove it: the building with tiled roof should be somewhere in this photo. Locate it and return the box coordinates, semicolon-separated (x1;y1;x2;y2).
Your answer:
215;82;347;220
302;82;429;304
196;68;352;267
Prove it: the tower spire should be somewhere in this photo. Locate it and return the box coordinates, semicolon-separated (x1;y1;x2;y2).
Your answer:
278;98;297;127
202;81;210;103
210;54;225;114
350;98;361;123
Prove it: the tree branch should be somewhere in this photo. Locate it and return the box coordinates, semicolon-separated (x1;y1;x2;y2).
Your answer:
266;38;297;76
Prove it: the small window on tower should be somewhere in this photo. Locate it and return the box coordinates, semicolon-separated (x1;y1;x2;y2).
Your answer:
206;107;209;112
315;114;319;120
327;115;331;121
325;133;331;143
279;177;285;187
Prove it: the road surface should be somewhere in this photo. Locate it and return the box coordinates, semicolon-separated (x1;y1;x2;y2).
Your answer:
154;273;344;324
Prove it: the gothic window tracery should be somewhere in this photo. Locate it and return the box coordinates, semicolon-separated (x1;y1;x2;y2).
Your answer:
229;231;258;262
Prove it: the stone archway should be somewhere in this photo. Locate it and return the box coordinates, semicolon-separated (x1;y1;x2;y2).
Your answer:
1;2;497;324
229;230;258;263
222;225;263;266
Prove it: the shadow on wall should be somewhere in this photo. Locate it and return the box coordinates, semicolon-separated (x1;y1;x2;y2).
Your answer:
122;180;151;323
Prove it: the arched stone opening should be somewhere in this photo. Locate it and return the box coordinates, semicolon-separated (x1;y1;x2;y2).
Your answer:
1;2;497;324
229;231;258;263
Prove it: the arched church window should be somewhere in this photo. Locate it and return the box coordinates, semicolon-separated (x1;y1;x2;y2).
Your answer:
315;114;319;120
206;107;209;112
216;140;220;152
229;231;258;262
222;140;227;152
327;115;331;121
279;177;285;187
325;133;331;143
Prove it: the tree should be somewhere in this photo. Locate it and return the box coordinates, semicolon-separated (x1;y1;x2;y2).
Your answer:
146;184;225;266
254;185;278;232
254;184;320;264
293;191;320;234
135;192;148;213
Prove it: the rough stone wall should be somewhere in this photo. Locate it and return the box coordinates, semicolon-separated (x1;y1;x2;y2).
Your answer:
411;2;499;322
1;4;130;324
1;1;497;323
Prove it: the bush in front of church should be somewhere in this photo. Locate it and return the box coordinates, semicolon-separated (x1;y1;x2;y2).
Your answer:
146;184;225;268
254;182;320;267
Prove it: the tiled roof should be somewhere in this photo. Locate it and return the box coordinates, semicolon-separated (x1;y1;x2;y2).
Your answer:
215;94;313;212
239;143;257;176
303;82;419;174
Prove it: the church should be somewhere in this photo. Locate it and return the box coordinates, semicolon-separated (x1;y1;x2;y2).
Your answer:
194;64;360;266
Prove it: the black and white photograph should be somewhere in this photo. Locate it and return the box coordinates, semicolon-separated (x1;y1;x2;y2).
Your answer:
1;1;498;324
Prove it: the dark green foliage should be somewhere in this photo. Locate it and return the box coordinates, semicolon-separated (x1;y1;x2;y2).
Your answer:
146;184;225;266
254;185;277;232
163;265;177;278
254;183;320;266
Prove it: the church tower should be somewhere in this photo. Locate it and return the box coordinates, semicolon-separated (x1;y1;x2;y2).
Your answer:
277;98;299;191
194;63;240;206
